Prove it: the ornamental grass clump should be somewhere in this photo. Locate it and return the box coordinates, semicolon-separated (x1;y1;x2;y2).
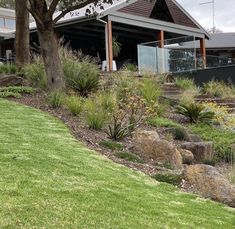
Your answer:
84;98;106;130
203;80;235;98
23;56;47;89
65;95;83;116
48;90;65;108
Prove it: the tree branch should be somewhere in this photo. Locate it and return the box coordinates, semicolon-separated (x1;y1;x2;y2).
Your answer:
53;0;98;24
47;0;60;18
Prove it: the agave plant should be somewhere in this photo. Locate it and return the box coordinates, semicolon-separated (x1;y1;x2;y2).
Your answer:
176;103;215;124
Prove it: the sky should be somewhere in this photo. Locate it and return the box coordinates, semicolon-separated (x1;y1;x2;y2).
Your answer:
177;0;235;32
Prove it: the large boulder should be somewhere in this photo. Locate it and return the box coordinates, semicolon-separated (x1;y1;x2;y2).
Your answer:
184;164;235;207
0;74;23;87
133;130;183;169
180;142;214;162
178;149;194;164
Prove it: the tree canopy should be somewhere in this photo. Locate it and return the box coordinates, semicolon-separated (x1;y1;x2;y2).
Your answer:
0;0;15;9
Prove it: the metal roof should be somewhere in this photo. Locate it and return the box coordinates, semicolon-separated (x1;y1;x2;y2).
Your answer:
180;33;235;49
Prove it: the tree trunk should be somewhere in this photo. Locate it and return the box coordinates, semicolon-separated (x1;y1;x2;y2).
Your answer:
15;0;29;68
37;26;64;90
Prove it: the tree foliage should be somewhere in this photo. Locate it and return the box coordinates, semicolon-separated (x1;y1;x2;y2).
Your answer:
0;0;15;9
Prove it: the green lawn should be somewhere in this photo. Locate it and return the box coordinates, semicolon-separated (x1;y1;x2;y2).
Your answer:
0;99;234;229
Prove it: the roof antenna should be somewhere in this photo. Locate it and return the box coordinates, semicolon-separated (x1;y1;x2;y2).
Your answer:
200;0;215;33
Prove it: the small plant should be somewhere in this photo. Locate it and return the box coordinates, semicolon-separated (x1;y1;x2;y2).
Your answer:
0;86;35;98
152;173;182;186
65;95;83;116
202;158;216;166
0;63;17;74
203;80;235;98
23;56;47;89
123;63;137;72
97;91;117;113
175;77;196;90
140;78;162;108
176;103;214;124
99;141;123;150
112;36;122;58
106;113;130;140
84;98;106;130
65;62;100;97
171;127;189;141
48;90;65;108
115;151;144;163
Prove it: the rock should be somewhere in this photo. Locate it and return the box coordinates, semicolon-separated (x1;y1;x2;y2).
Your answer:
133;130;183;169
0;74;23;87
187;134;202;142
180;142;214;162
178;149;194;164
184;164;235;207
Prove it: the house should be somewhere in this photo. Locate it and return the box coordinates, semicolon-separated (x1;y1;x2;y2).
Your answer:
0;0;209;71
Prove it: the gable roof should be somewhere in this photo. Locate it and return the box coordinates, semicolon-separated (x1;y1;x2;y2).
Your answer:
117;0;209;38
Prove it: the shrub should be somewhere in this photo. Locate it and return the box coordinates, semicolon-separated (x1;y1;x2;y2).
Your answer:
140;78;162;107
152;173;182;186
48;90;65;108
115;151;144;163
203;80;235;98
148;117;180;128
188;124;235;163
65;95;83;116
0;64;17;74
99;141;123;150
176;103;214;124
0;86;35;98
179;88;200;105
65;61;100;97
23;57;47;89
84;98;106;130
105;113;130;140
202;158;216;166
97;91;117;113
122;63;138;72
202;102;235;131
171;127;189;141
175;77;196;90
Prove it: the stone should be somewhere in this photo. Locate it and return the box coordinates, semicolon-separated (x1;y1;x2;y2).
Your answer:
184;164;235;207
133;130;183;169
178;149;194;164
180;142;214;162
187;134;202;142
0;74;23;87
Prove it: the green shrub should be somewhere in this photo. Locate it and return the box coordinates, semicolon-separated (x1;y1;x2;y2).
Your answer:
203;80;235;98
171;127;189;141
105;114;130;140
188;124;235;163
99;141;123;150
0;86;35;98
123;63;138;72
23;57;47;89
97;91;117;113
175;77;196;90
48;90;65;108
148;117;180;128
115;151;144;163
65;61;100;97
176;103;214;124
84;98;106;130
0;64;17;74
202;158;216;166
65;95;83;116
152;173;182;186
140;78;162;107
